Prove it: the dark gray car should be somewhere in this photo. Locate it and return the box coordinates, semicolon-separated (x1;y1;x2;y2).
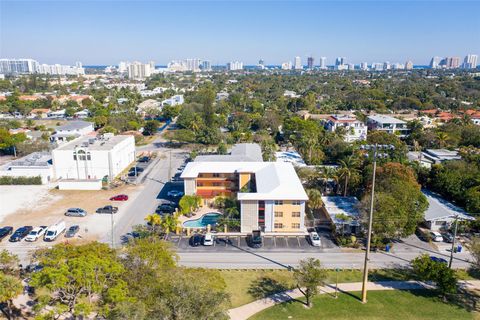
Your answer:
65;225;80;238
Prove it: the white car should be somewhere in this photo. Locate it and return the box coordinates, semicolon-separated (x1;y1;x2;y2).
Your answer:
430;231;443;242
25;226;48;242
309;232;322;247
203;233;214;246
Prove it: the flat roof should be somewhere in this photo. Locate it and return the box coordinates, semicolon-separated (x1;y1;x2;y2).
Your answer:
181;161;308;200
423;189;474;222
321;196;361;225
2;152;52;169
56;120;93;131
367;115;406;124
54;135;133;151
195;143;263;162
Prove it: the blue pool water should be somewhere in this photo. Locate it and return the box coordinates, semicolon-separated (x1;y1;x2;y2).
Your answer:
183;213;221;228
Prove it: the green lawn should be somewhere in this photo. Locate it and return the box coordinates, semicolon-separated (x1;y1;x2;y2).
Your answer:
249;290;476;320
219;268;427;308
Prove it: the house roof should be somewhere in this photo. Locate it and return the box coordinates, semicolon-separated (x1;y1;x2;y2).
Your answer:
181;161;308;201
321;196;361;225
56;121;93;131
195;143;263;162
423;189;474;222
367;115;406;124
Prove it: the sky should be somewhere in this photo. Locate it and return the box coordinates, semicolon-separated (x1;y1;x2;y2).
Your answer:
1;0;479;65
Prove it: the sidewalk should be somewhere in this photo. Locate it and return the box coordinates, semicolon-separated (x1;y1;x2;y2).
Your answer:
228;279;480;320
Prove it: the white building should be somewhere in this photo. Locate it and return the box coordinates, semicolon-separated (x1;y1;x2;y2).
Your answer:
0;152;53;184
360;62;368;70
161;95;184;106
227;61;243;71
405;60;414;70
319;57;327;69
52;134;135;181
294;56;302;70
367;115;410;137
281;61;292;70
50;121;95;143
37;63;85;76
0;58;38;74
463;54;478;69
325;115;367;142
128;61;152;80
423;190;474;231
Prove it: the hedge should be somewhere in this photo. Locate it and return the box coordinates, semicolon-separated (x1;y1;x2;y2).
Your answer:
0;176;42;185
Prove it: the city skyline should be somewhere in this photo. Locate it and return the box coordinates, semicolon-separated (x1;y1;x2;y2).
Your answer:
1;1;479;65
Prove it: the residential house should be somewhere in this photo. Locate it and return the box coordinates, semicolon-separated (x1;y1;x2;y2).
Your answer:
28;108;51;119
321;196;362;235
324;115;367;142
50;120;94;143
0;152;53;184
367;115;410;137
161;95;184;106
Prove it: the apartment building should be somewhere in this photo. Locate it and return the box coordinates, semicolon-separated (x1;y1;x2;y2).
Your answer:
52;134;135;181
324;115;367;142
366;115;410;137
181;161;308;233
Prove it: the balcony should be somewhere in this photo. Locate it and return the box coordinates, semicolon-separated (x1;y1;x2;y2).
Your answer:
196;189;233;198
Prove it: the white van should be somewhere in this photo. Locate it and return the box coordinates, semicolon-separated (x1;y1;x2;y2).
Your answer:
44;221;66;242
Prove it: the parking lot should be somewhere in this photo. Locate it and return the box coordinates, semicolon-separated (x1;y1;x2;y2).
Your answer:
167;231;337;253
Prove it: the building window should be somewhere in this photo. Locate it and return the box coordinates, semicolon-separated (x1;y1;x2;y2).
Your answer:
274;211;283;218
197;182;204;187
213;182;221;186
291;223;301;229
291;200;301;205
73;154;77;160
274;223;283;229
213;173;220;178
291;212;301;218
274;200;283;205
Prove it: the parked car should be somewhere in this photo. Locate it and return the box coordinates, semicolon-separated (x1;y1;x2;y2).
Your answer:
158;199;177;206
25;226;48;242
430;256;448;264
248;230;263;248
0;226;13;242
44;221;66;241
156;204;176;214
96;205;119;214
9;226;33;242
138;156;150;163
171;176;183;182
203;233;214;246
65;208;87;217
110;194;128;201
129;167;144;173
65;225;80;238
442;233;454;243
430;231;443;242
189;234;203;247
309;232;322;247
167;190;184;197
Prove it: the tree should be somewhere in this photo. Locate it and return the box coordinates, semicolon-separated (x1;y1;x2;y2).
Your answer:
31;242;127;317
0;250;19;275
411;254;457;299
160;213;179;234
306;189;323;214
337;155;360;196
293;258;327;307
468;237;480;271
145;214;162;233
179;195;202;215
143;120;159;136
0;272;22;320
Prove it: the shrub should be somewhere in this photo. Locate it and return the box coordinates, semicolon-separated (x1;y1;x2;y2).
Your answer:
0;176;42;185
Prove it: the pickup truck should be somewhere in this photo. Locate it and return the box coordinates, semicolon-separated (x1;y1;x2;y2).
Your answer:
96;205;119;214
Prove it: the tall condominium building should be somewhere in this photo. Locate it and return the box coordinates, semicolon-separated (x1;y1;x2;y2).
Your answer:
335;57;346;66
0;58;38;74
405;60;414;70
37;63;85;76
258;59;265;69
307;56;314;69
227;61;243;71
319;57;327;69
200;60;211;71
430;56;441;69
446;57;460;69
383;61;391;70
360;62;368;70
294;56;302;70
463;54;478;69
118;61;129;73
128;61;152;80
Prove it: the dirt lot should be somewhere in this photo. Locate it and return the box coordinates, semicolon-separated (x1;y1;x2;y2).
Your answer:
1;184;141;243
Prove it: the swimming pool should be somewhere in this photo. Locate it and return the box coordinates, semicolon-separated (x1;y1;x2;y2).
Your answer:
182;213;221;228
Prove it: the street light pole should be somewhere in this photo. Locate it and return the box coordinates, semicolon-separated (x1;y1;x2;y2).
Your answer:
448;215;459;268
361;144;377;304
111;212;115;249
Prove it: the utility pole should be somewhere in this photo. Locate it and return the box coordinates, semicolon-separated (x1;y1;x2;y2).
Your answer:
361;144;377;304
168;149;172;182
110;211;115;248
448;215;459;268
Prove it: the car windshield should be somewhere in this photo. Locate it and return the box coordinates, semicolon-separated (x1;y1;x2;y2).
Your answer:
312;234;320;240
29;231;38;235
46;231;55;236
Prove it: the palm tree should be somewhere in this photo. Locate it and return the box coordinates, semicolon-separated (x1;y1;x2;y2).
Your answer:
436;132;450;148
145;214;161;234
160;213;179;234
306;189;323;215
338;155;360;197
